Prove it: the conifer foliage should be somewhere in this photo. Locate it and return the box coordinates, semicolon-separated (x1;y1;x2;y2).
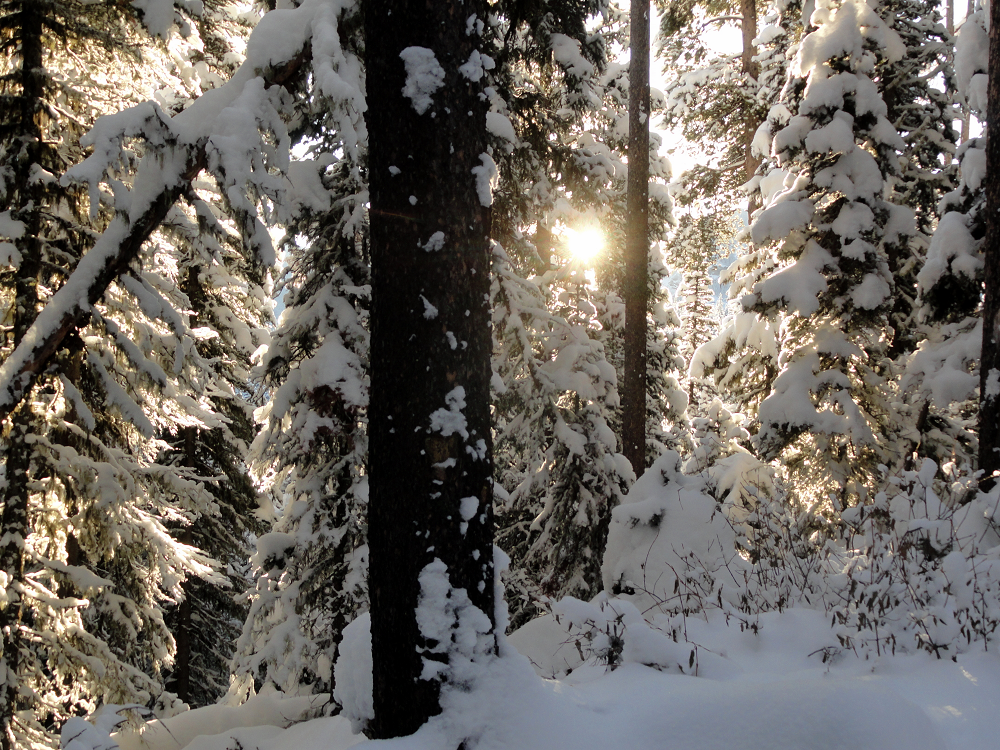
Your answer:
231;0;368;700
0;0;999;745
744;0;913;506
0;0;263;745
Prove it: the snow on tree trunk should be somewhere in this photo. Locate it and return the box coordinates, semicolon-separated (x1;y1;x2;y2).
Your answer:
624;0;651;478
365;0;496;737
979;0;1000;485
742;0;762;214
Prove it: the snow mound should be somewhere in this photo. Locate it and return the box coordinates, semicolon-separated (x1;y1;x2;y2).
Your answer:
111;691;325;750
602;452;739;611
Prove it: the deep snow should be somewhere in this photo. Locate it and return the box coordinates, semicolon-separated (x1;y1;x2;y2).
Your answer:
83;605;1000;750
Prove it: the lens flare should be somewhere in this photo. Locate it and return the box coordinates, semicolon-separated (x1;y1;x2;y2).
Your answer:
566;226;604;263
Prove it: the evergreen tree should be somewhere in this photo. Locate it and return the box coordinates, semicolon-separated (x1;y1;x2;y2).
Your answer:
658;0;766;212
667;212;733;357
666;210;734;414
492;244;631;629
156;179;270;708
231;20;370;694
640;248;691;461
876;0;958;359
486;0;629;628
0;1;270;743
486;0;686;626
744;0;913;507
902;2;986;475
686;0;804;420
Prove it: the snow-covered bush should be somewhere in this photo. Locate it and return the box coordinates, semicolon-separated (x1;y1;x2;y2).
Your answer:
549;594;695;672
827;461;1000;657
602;451;1000;659
603;452;822;632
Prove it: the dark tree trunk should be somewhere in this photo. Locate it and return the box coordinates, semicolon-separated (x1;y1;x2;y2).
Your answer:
165;424;199;705
168;533;194;704
165;273;205;706
0;4;44;747
365;0;496;738
624;0;650;478
979;0;1000;487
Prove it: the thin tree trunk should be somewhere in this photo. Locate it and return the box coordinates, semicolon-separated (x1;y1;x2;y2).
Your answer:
365;0;495;737
170;532;194;703
0;411;32;750
624;0;650;477
978;0;1000;487
960;0;973;143
742;0;761;215
167;428;198;704
961;0;971;150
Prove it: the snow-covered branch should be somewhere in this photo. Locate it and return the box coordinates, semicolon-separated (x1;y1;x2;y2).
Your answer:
0;1;318;424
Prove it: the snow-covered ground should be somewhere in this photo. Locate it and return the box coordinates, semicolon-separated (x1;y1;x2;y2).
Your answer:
78;606;999;750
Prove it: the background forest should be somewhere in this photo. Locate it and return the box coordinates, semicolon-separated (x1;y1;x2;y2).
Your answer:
0;0;996;748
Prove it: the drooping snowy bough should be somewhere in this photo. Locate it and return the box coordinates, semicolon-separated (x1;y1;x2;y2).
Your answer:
742;0;914;506
0;0;350;425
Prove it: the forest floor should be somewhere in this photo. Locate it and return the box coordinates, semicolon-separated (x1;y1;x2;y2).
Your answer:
108;606;999;750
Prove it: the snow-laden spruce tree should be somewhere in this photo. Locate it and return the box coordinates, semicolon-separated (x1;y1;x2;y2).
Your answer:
155;180;271;709
875;0;958;360
664;209;735;415
667;213;726;362
486;0;686;459
899;2;987;474
0;0;264;743
742;0;914;508
487;1;624;628
492;243;632;629
659;0;767;214
486;2;688;627
639;258;692;462
123;3;270;710
688;0;805;418
231;0;369;697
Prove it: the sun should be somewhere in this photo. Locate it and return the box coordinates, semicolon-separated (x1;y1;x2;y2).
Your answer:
565;226;605;264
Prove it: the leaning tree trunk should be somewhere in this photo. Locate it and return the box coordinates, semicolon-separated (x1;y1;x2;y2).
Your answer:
365;0;496;738
623;0;650;478
980;0;1000;486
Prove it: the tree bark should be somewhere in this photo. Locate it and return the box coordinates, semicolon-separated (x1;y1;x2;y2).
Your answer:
365;0;496;738
978;0;1000;486
0;4;45;745
741;0;761;215
165;426;198;704
624;0;650;478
